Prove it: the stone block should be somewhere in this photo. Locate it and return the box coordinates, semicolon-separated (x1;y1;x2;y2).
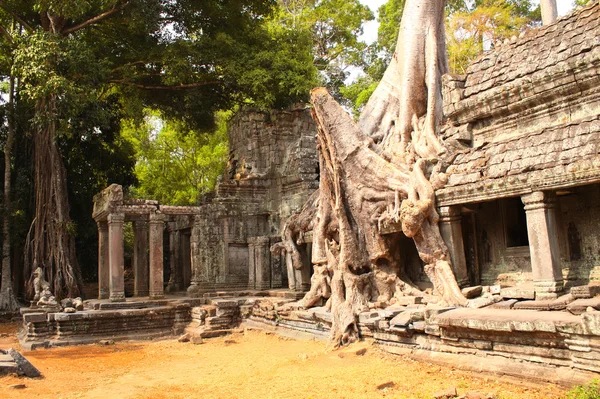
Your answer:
513;300;552;311
582;311;600;336
434;387;458;399
571;285;600;299
568;297;600;315
488;299;518;309
501;287;535;300
8;348;41;378
462;286;483;299
394;296;423;306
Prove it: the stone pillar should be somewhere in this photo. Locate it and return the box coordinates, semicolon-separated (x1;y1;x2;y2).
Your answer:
439;206;469;287
107;213;125;302
97;221;110;299
167;223;182;292
133;220;149;297
149;212;165;299
285;251;297;290
269;236;283;289
522;191;564;300
248;237;271;290
187;217;203;297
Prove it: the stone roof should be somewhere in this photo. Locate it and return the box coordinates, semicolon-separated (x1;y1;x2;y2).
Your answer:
437;114;600;206
443;2;600;136
463;3;599;99
437;2;600;206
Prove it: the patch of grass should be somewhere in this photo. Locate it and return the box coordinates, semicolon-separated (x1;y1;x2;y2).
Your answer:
565;380;600;399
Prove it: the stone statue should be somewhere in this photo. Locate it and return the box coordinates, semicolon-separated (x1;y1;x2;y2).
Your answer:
32;267;58;307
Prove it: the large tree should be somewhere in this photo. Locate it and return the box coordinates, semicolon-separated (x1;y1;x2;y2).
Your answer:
281;0;470;346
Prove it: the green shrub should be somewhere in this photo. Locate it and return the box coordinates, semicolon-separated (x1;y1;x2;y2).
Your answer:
566;380;600;399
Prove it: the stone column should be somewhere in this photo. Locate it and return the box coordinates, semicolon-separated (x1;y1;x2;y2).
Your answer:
187;217;203;297
149;212;165;299
522;191;564;300
439;206;469;287
167;223;182;292
248;237;271;290
107;213;125;302
97;221;110;299
269;236;283;289
133;220;149;297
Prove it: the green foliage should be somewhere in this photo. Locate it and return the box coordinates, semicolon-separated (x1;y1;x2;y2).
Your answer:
565;380;600;399
123;111;230;205
377;0;405;61
447;0;539;74
274;0;374;100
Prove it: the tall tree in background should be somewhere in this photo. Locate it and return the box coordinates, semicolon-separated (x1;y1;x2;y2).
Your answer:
0;27;19;309
343;0;539;113
275;0;373;99
123;111;230;206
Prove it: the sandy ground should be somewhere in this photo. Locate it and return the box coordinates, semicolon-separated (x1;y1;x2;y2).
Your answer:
0;323;567;399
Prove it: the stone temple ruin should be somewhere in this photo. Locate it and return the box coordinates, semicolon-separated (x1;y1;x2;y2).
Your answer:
17;2;600;385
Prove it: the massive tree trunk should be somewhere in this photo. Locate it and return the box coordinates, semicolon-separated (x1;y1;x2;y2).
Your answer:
0;74;19;311
540;0;558;25
23;15;84;301
25;94;83;300
279;0;467;346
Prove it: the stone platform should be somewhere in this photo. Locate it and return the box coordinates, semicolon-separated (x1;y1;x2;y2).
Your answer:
244;295;600;387
17;288;600;386
18;289;304;350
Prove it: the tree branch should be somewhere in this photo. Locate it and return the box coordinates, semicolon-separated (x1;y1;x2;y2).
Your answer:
0;3;33;33
62;1;130;35
109;80;221;90
0;23;12;44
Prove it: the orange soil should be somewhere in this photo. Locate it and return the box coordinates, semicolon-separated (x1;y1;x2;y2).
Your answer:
0;323;567;399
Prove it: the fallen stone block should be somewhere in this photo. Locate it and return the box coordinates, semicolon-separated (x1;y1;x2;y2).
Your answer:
191;336;204;345
568;297;600;315
434;387;458;399
571;285;600;299
462;286;483;299
549;294;575;310
395;296;423;306
501;287;535;300
488;285;501;295
488;299;518;309
376;381;395;390
178;333;190;343
8;348;41;378
466;296;503;309
513;300;552;311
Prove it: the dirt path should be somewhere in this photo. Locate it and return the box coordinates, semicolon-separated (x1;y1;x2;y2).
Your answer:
0;324;566;399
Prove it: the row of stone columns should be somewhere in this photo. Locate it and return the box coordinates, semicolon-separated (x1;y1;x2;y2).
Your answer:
97;212;165;302
439;190;564;300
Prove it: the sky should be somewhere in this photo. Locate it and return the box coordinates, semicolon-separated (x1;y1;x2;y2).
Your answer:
358;0;576;44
